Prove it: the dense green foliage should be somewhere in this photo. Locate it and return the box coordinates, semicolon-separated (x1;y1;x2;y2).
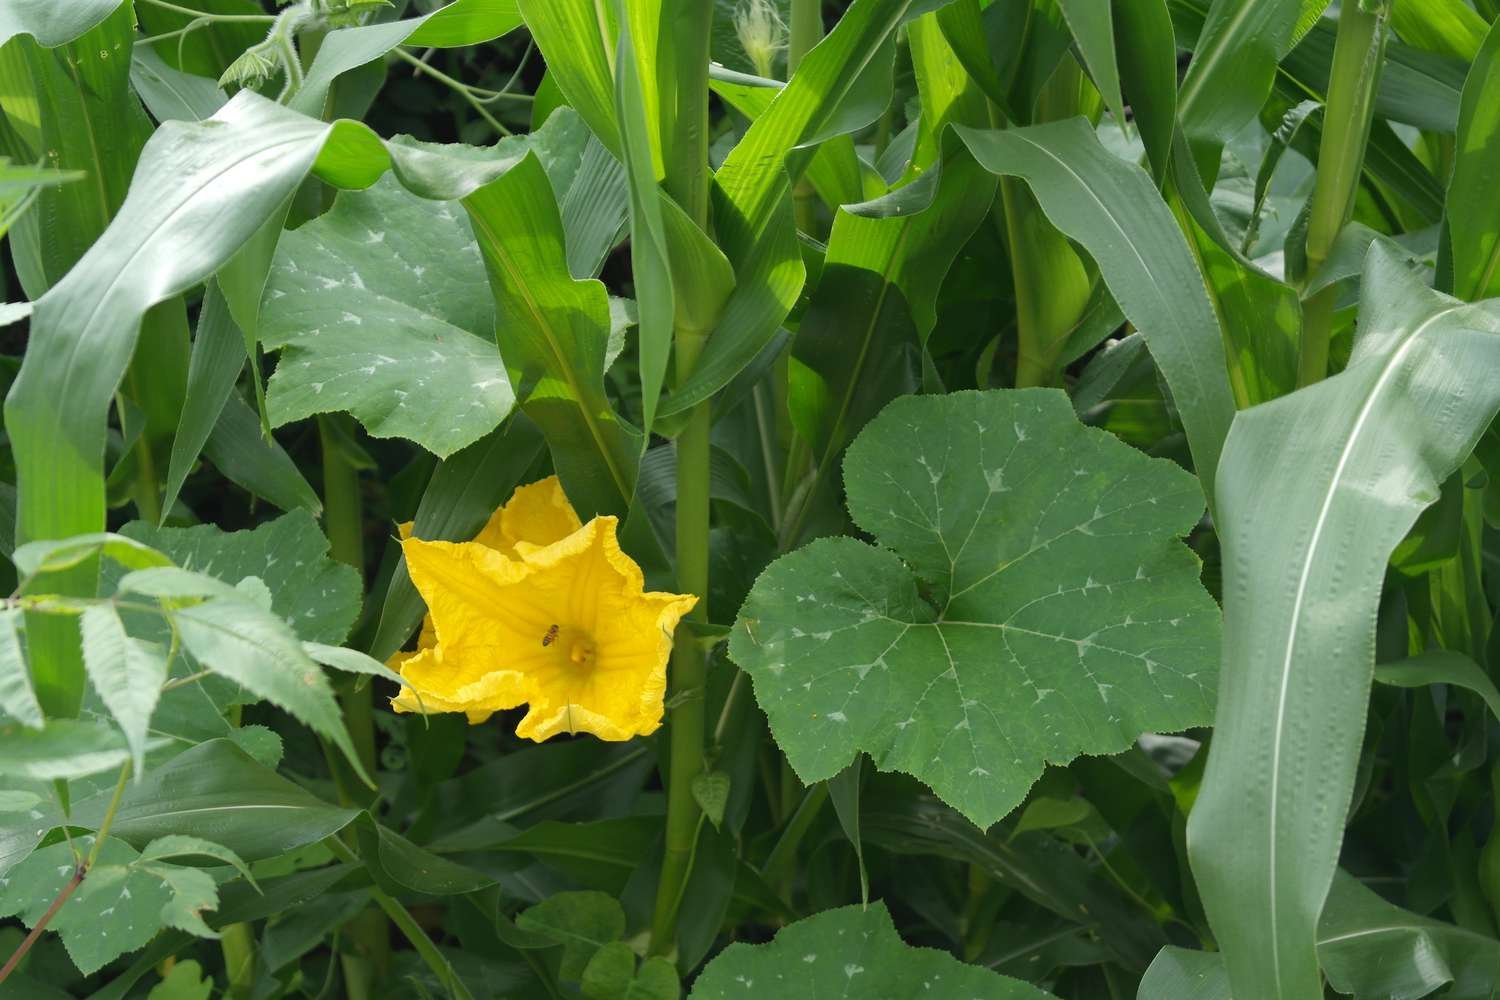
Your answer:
1;0;1500;997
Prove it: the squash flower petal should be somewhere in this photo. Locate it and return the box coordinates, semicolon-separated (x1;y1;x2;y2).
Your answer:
386;475;580;672
472;475;582;558
388;520;436;673
391;513;697;741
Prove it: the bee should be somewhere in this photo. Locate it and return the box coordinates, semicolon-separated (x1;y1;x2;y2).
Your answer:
541;624;560;647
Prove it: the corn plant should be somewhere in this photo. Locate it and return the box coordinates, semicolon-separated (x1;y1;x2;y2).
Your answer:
1;0;1499;997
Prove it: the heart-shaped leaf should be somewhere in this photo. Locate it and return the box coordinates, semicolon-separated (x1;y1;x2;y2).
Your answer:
730;389;1220;828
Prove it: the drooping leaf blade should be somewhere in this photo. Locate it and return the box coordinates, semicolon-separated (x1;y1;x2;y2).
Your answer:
1141;872;1500;1000
612;3;675;435
952;120;1237;500
75;739;358;860
1187;248;1500;999
161;283;244;521
6;88;558;552
0;0;122;48
462;154;641;517
173;597;370;786
1177;0;1310;154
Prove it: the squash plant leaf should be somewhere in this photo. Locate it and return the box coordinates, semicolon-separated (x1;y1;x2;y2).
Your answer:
690;901;1058;998
0;834;240;974
121;510;361;646
731;389;1219;829
260;175;513;459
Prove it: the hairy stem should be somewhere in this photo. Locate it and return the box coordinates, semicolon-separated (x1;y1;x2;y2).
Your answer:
0;761;132;986
0;870;82;984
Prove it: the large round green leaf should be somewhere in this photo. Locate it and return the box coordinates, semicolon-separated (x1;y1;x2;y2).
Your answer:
690;901;1056;998
729;389;1219;829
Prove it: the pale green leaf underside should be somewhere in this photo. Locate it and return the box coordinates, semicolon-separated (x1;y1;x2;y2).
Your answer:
730;390;1219;829
0;0;119;48
261;175;511;458
690;901;1056;998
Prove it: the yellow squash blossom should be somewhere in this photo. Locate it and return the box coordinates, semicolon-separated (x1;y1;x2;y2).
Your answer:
389;476;696;742
388;476;583;672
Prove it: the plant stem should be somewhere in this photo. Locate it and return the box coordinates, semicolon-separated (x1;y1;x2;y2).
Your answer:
325;839;473;1000
649;0;716;960
138;0;274;20
998;64;1094;389
320;416;375;779
1297;0;1389;387
788;0;822;72
661;2;714;225
0;870;82;984
392;48;514;136
318;417;387;994
1001;178;1094;388
220;924;257;1000
761;782;829;894
86;761;131;870
788;0;823;233
650;328;713;957
0;761;132;986
125;423;163;527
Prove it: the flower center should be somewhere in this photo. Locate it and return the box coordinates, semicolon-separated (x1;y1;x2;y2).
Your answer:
568;636;596;667
543;624;596;669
